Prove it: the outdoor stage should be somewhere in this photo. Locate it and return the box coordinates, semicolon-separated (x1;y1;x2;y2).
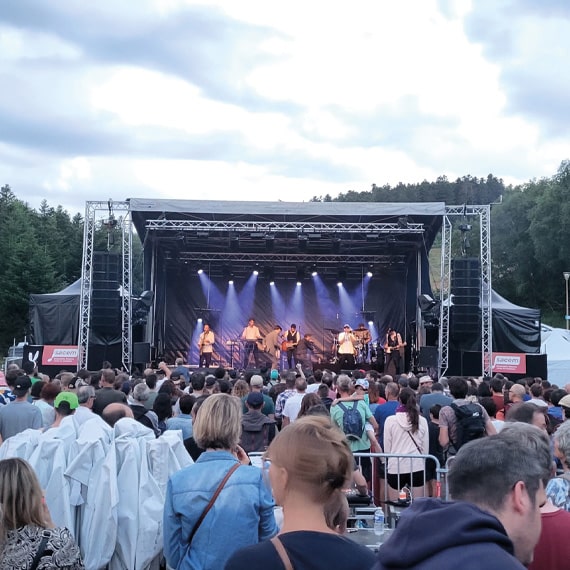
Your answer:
130;199;443;368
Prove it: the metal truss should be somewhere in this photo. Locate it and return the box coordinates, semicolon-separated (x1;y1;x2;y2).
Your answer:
78;201;131;371
172;252;402;264
121;212;132;372
438;214;453;376
439;205;493;377
145;220;425;234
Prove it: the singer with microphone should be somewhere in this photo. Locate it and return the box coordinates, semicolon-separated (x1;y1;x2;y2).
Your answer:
337;324;357;369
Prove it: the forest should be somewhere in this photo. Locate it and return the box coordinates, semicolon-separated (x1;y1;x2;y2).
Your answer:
1;162;569;358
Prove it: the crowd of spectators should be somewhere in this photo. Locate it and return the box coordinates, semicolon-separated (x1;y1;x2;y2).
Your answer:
1;358;570;569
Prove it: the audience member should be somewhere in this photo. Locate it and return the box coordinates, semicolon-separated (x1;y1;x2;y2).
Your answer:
226;416;376;570
0;458;84;568
376;423;551;569
164;394;277;569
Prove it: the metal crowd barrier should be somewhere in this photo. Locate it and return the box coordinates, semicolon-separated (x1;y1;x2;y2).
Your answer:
353;451;445;504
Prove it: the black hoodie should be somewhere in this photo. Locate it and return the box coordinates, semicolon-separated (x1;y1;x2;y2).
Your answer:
376;498;526;570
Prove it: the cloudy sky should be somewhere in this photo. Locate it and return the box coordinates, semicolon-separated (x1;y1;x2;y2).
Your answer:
1;0;569;214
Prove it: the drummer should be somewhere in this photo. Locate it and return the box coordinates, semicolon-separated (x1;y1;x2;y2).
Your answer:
353;323;371;360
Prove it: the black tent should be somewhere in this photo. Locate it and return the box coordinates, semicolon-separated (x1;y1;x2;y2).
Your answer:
29;279;81;345
491;290;541;353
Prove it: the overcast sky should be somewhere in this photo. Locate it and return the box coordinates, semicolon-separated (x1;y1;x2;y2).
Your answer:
1;0;569;214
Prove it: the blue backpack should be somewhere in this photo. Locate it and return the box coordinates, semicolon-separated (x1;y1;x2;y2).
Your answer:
338;401;364;441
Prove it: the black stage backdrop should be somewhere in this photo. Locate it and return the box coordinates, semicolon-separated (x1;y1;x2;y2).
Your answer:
154;268;423;366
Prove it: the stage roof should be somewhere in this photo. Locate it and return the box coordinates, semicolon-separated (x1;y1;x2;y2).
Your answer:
129;199;445;281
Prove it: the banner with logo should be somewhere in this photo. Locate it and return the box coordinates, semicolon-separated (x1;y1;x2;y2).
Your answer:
41;346;79;367
490;352;526;374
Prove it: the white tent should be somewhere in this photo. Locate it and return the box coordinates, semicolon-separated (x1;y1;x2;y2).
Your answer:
541;325;570;384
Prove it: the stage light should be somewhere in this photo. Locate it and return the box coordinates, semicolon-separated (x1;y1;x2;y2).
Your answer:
269;280;275;286
367;270;373;277
197;268;204;275
296;267;306;285
228;279;234;285
253;262;260;276
311;263;318;276
197;317;203;323
337;268;347;286
366;264;374;278
368;320;373;326
253;269;259;276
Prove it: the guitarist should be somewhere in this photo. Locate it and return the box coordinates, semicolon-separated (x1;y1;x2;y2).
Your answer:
384;327;405;375
198;323;215;368
284;324;300;369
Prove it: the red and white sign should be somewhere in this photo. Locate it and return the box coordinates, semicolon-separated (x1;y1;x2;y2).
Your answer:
42;346;79;367
490;352;526;374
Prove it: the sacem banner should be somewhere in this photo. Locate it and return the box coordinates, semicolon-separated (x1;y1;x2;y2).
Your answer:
491;352;526;374
42;346;79;367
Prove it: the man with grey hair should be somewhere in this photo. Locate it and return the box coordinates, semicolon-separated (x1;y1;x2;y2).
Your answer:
376;423;551;569
129;382;159;436
74;385;99;427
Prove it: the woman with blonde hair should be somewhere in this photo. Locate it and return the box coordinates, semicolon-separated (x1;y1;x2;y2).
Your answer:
164;393;277;570
0;458;84;569
231;379;250;400
226;416;376;569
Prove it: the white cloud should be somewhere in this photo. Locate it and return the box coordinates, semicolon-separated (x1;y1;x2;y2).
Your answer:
0;0;569;215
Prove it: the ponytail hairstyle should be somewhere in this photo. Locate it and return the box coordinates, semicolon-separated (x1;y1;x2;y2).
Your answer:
399;387;419;433
267;416;352;503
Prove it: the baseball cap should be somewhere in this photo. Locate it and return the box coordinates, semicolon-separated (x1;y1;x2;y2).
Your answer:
54;391;79;410
246;392;264;407
270;369;279;380
355;379;369;390
419;375;433;385
13;376;32;396
250;375;264;387
558;394;570;409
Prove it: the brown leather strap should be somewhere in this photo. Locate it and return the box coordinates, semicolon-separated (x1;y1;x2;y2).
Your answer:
188;462;240;544
271;536;294;570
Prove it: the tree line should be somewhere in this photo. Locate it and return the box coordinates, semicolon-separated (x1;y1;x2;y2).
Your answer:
1;164;568;357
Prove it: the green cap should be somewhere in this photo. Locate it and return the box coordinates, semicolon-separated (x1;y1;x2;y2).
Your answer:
54;391;79;410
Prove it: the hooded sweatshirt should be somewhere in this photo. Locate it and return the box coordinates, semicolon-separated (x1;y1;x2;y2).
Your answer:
240;410;276;453
383;411;429;474
376;499;526;570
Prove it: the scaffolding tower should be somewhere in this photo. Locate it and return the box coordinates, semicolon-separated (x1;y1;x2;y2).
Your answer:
438;204;492;377
78;201;132;372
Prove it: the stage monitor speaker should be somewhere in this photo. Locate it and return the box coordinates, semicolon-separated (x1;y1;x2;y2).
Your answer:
133;342;151;364
419;346;439;368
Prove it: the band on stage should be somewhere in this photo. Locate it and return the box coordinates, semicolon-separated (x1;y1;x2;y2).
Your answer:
194;318;405;373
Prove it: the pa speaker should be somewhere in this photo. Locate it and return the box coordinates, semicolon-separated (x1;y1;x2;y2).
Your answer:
133;342;150;364
419;346;439;368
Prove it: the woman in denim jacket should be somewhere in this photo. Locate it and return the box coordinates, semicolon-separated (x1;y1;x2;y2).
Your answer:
163;394;277;569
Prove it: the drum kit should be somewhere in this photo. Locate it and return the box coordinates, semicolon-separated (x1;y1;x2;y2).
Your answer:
326;328;381;365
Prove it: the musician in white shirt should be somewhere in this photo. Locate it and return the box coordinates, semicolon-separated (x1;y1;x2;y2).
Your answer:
241;318;262;369
337;324;357;369
198;323;215;367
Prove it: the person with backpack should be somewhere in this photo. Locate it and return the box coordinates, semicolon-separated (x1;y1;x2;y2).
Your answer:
384;388;429;500
438;377;496;455
330;375;378;481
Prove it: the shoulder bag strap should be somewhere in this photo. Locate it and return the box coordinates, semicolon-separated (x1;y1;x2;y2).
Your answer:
30;530;51;570
187;462;240;544
271;536;294;570
407;430;422;454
